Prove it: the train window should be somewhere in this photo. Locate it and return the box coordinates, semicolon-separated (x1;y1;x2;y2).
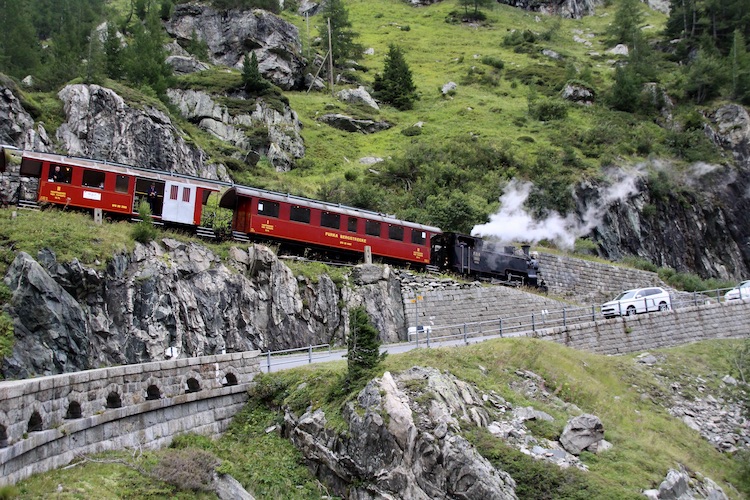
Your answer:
115;175;129;193
182;187;191;202
169;185;179;200
290;205;311;223
411;230;426;245
348;217;358;232
321;211;340;229
258;200;279;217
388;225;404;241
20;158;42;177
49;164;71;184
365;220;381;237
82;169;105;189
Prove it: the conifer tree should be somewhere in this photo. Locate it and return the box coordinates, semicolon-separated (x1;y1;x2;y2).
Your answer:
242;52;270;93
123;8;173;97
346;306;386;386
608;66;640;112
607;0;644;46
317;0;362;68
0;0;41;79
104;22;124;80
373;44;418;111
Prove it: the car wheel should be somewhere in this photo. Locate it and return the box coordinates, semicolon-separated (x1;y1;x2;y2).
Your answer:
626;306;637;316
658;302;669;311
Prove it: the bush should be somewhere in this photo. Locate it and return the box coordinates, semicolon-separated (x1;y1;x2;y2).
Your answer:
131;201;158;244
152;448;220;492
401;125;423;136
529;98;568;121
481;55;505;70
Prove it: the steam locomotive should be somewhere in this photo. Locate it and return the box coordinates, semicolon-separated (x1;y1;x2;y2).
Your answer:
0;147;543;288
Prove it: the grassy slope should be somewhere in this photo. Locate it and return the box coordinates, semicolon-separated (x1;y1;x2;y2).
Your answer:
11;338;748;499
276;0;669;197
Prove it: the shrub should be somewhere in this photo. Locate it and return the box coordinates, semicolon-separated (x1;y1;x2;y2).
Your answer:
346;306;386;387
401;125;423;136
481;55;505;70
152;448;220;492
529;98;568;121
131;201;158;244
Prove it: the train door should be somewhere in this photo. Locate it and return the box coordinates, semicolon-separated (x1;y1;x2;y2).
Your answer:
162;181;196;224
135;179;164;217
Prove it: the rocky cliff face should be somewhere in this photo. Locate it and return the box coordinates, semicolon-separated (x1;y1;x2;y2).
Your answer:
581;104;750;280
285;367;519;499
56;84;230;181
165;4;305;90
496;0;600;19
0;241;405;379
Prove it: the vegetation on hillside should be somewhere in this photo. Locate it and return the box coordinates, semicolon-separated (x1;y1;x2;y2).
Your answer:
10;339;750;498
1;0;743;238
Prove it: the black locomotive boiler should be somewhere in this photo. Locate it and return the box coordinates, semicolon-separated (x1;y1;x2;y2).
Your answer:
430;232;544;288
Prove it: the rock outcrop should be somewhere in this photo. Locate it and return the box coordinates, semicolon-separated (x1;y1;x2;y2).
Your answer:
0;241;405;379
0;78;50;151
584;103;750;280
318;114;391;133
56;84;230;181
167;88;304;171
285;367;518;499
497;0;600;19
165;4;305;90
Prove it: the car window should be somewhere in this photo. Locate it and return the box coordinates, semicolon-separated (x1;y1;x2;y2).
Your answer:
618;291;636;300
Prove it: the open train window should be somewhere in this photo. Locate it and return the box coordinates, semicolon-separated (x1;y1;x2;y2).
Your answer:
388;225;404;241
290;205;311;223
82;169;105;189
115;175;129;193
258;200;279;217
348;217;358;232
321;211;340;229
20;158;42;177
365;220;381;237
48;164;72;184
411;230;426;245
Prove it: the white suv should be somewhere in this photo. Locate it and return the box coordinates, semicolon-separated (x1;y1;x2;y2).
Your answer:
601;287;672;318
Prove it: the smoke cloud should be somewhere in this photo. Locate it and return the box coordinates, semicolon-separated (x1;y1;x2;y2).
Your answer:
472;168;644;249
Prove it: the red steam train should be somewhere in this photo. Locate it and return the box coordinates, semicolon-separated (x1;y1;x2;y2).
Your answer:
0;147;542;287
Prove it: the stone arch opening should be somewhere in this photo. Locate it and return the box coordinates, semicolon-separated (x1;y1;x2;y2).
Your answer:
27;411;42;433
222;373;238;387
0;424;8;447
146;384;161;401
106;391;122;409
65;401;82;419
186;377;201;393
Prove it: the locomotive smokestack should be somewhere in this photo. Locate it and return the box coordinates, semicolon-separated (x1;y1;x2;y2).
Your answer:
521;244;530;257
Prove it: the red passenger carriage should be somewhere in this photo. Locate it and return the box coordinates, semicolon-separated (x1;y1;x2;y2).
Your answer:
1;149;220;226
220;186;441;265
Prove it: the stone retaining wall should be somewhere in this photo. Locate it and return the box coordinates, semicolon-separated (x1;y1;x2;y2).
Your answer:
0;350;261;486
530;300;750;354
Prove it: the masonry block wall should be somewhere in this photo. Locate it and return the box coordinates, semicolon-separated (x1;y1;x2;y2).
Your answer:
0;350;261;487
538;253;664;304
530;301;750;354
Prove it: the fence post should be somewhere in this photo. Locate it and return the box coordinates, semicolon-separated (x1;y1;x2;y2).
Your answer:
308;345;313;364
499;318;503;338
532;313;535;333
592;305;595;321
693;291;698;306
426;327;430;348
716;289;721;304
266;350;271;373
563;308;566;327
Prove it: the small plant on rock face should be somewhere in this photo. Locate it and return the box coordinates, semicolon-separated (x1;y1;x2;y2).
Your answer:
131;201;158;244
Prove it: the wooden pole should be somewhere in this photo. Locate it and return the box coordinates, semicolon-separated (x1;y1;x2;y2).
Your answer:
327;17;334;97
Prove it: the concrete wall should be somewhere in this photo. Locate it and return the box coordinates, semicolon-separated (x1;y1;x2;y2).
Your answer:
0;350;261;487
528;300;750;354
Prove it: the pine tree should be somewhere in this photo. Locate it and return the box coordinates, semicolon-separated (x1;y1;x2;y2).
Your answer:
317;0;362;69
0;0;41;79
373;44;418;111
608;66;640;113
607;0;645;46
123;8;173;97
346;306;386;386
104;22;124;80
242;52;270;93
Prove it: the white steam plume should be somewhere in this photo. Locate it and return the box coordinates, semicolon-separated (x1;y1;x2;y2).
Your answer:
472;169;644;249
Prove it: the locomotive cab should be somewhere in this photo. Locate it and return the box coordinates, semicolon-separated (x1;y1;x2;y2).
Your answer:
431;232;542;287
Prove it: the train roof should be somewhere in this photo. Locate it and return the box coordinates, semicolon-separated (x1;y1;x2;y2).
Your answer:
220;185;443;233
2;147;226;191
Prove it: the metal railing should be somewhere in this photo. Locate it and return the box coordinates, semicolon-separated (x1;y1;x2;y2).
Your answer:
261;284;750;372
